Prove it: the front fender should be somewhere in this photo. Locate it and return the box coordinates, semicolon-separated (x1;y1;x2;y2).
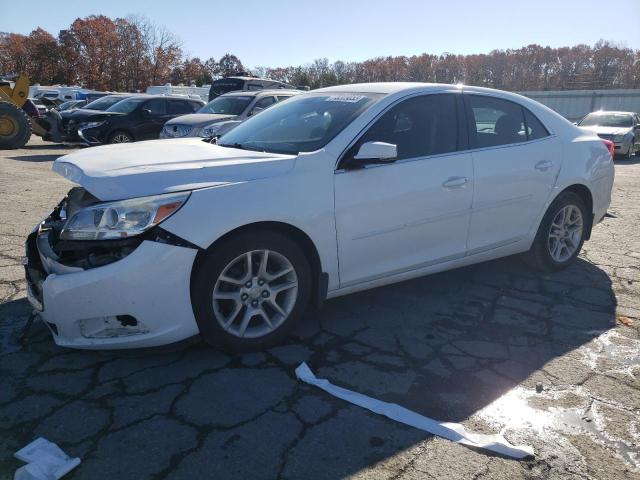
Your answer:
159;156;340;290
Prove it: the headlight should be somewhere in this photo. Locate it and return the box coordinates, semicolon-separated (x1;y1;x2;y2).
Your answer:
60;192;190;240
81;121;105;129
613;134;625;142
200;123;223;138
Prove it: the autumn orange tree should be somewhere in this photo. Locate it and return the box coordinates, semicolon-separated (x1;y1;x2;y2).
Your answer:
0;15;245;91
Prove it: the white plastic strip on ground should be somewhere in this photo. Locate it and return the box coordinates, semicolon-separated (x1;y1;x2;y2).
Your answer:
295;362;534;459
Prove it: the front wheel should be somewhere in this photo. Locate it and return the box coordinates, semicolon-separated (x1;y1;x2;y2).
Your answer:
108;130;133;144
191;230;311;351
523;192;588;272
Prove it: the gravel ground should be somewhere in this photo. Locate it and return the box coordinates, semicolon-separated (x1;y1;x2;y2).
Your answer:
0;137;639;480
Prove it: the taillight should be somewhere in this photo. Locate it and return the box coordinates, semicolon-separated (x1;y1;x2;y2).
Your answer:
602;139;614;159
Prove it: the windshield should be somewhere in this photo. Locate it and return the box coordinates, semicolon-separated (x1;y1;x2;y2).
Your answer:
106;98;146;114
579;113;633;128
85;96;127;111
218;92;384;154
198;96;253;115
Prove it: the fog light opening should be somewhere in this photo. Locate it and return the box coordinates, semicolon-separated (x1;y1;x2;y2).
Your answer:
80;316;148;339
117;315;138;327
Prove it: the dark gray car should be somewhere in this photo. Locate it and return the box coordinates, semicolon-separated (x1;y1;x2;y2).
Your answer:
160;89;302;139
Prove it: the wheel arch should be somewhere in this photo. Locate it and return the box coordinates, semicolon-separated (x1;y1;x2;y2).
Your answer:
552;183;595;240
190;220;327;310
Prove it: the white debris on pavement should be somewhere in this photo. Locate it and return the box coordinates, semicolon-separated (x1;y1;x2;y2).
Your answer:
14;437;81;480
295;362;535;459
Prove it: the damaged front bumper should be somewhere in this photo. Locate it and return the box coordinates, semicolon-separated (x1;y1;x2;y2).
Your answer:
24;190;200;349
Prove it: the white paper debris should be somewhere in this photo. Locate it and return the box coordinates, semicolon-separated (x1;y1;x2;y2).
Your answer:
295;362;534;459
14;438;81;480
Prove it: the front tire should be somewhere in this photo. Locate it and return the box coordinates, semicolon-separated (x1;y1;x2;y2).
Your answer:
191;230;311;352
108;130;133;144
523;192;588;272
0;101;31;149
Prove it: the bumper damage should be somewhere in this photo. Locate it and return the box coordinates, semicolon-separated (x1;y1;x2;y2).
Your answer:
24;189;200;349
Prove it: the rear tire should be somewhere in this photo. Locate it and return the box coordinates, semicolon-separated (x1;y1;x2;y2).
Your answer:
0;101;31;149
523;192;588;272
191;230;312;352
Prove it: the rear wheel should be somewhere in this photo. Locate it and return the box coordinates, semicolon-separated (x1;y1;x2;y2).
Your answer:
523;192;588;272
108;130;133;144
0;101;31;149
191;230;311;351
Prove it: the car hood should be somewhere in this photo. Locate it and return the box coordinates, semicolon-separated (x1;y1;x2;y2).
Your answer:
66;109;125;123
52;138;297;201
578;126;631;136
164;113;237;127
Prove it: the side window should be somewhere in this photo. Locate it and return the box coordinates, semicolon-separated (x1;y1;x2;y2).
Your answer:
350;94;458;161
251;96;277;113
276;95;293;102
467;95;525;148
144;99;166;115
190;101;203;111
523;109;549;140
247;83;264;91
167;100;194;114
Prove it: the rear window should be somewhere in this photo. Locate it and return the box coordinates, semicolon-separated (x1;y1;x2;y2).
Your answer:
210;79;245;97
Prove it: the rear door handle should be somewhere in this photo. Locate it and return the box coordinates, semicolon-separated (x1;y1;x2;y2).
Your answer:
535;160;554;171
442;176;468;189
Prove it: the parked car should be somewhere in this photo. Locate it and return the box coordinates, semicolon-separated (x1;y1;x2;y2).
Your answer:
64;95;204;145
209;76;296;101
160;89;302;139
25;83;614;351
577;110;640;159
37;94;134;143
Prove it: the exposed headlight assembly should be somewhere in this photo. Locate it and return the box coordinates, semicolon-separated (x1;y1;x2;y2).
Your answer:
60;191;190;240
200;123;223;138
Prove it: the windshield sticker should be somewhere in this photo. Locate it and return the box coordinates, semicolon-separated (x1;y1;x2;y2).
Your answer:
325;95;366;103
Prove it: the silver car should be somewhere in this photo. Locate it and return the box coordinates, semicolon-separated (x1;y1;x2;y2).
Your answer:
577;110;640;159
160;89;302;139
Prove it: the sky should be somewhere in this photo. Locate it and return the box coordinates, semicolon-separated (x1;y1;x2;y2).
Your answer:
2;0;639;69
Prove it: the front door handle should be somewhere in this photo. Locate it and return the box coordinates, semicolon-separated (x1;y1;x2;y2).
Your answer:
535;160;554;171
442;176;468;189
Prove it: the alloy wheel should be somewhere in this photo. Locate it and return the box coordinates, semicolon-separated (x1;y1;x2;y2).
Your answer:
212;249;298;338
547;204;583;262
112;133;131;143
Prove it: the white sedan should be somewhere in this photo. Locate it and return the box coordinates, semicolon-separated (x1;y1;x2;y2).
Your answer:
25;83;615;351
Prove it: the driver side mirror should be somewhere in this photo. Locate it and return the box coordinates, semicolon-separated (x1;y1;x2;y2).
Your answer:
248;106;264;117
353;141;397;162
141;108;152;117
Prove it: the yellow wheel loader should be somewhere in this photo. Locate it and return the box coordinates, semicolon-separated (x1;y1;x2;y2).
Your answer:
0;74;33;149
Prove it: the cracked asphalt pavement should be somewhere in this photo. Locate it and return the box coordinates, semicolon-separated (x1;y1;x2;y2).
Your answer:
1;137;639;479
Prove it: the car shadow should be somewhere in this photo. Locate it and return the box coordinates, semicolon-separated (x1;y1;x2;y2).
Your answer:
0;255;616;479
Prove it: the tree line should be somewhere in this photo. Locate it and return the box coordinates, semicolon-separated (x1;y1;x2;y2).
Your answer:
1;14;638;92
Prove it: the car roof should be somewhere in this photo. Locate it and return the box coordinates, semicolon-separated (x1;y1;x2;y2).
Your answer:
586;110;635;115
219;89;302;98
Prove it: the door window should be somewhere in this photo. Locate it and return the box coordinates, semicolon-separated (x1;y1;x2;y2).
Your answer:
467;95;526;148
167;100;195;114
144;99;166;115
251;96;277;114
277;95;293;102
523;109;549;140
348;94;458;161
